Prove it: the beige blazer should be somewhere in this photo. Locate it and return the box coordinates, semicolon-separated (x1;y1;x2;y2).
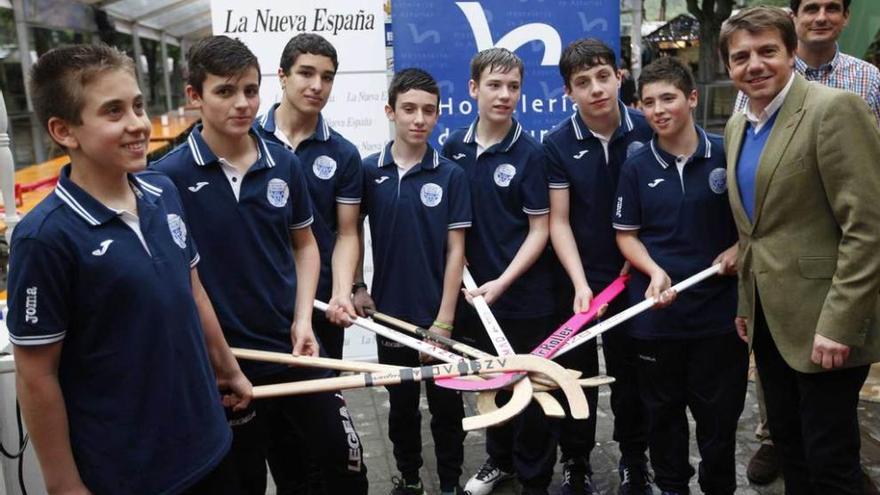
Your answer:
725;74;880;373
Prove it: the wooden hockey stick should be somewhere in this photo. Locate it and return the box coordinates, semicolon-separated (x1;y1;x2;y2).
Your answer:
366;309;565;416
232;347;536;429
250;354;589;424
554;264;723;358
312;300;555;424
438;275;628;392
367;309;598;390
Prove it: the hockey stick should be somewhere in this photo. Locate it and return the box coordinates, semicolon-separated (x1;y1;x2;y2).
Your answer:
312;300;556;425
438;275;628;392
368;309;611;392
250;354;589;426
232;347;536;429
553;264;723;359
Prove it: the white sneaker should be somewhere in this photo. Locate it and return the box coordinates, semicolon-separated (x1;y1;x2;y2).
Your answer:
463;459;515;495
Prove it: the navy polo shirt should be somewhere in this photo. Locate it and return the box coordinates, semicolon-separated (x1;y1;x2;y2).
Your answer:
255;105;364;300
151;125;314;378
613;127;738;339
543;103;653;288
362;143;472;327
7;166;230;495
442;118;553;318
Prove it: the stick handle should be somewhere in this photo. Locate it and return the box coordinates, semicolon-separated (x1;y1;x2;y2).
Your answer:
554;264;722;358
231;347;399;373
462;267;515;356
314;300;465;363
368;310;494;360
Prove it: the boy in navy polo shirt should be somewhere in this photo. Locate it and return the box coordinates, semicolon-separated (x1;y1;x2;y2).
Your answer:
8;44;251;495
543;38;654;495
254;33;363;359
613;57;746;495
441;48;556;495
358;68;471;495
151;36;368;494
544;39;651;495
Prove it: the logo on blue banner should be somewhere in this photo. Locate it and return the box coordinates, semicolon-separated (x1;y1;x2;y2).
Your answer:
393;0;619;148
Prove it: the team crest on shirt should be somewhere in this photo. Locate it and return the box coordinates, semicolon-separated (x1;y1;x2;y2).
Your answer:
267;178;290;207
167;214;187;249
626;140;645;158
493;164;517;188
312;155;337;180
420;183;443;207
709;168;727;194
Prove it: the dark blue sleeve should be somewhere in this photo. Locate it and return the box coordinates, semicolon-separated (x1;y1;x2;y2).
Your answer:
288;156;315;230
7;237;72;346
447;167;472;230
336;149;363;206
520;148;550;215
613;159;641;230
543;139;570;190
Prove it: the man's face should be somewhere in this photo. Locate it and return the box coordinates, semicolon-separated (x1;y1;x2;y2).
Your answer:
385;89;439;147
188;67;261;139
469;66;521;125
278;53;336;116
794;0;849;49
564;64;621;121
726;28;795;110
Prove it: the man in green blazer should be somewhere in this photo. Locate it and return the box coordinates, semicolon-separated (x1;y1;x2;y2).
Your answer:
720;6;880;494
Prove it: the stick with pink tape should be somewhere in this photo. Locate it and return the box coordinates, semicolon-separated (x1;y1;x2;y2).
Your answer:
436;275;628;392
553;264;722;359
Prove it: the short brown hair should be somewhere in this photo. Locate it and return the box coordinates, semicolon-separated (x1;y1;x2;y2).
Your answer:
719;6;797;69
638;57;696;100
29;43;136;130
470;48;524;84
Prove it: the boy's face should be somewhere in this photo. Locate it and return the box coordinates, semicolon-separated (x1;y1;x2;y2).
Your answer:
565;63;621;121
278;53;336;117
385;89;438;148
469;66;521;125
640;81;697;140
53;69;151;173
188;66;260;139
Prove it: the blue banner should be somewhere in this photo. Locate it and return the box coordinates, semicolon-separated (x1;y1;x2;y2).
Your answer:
392;0;620;147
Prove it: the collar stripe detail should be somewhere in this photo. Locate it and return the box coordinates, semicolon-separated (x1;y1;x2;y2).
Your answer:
463;121;477;143
432;150;440;168
187;133;206;166
135;177;163;196
55;183;100;226
623;107;634;131
321;118;331;141
377;142;389;167
571;114;584;140
650;140;670;169
504;122;523;152
258;136;276;168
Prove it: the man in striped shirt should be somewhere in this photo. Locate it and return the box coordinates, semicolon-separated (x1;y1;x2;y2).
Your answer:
733;0;880;125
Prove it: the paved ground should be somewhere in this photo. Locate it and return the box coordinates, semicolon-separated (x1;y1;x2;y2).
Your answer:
269;352;880;494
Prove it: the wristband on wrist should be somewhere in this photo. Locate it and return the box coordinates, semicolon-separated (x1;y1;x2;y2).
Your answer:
432;320;454;331
352;282;368;293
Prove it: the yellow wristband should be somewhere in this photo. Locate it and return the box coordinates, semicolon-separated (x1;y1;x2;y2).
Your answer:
432;320;454;331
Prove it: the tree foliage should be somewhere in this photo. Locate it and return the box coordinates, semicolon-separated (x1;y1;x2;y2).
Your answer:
687;0;735;82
